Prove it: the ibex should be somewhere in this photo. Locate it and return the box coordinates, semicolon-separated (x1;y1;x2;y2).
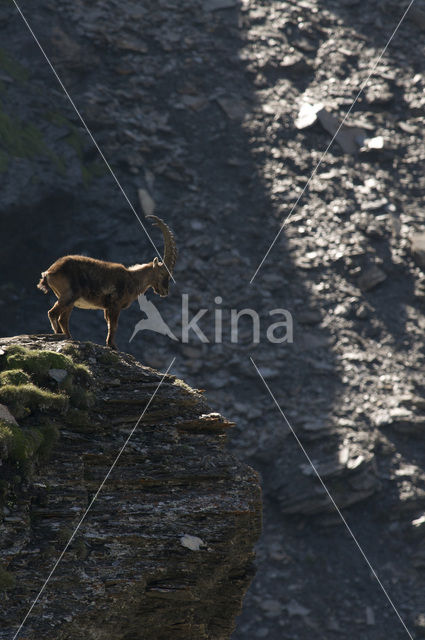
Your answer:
37;216;177;350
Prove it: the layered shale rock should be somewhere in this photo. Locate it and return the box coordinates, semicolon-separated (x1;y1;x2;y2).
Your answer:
0;335;262;640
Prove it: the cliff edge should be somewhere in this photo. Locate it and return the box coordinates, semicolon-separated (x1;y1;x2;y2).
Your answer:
0;334;262;640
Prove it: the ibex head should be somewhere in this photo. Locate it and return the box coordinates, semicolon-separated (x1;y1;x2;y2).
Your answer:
147;215;177;297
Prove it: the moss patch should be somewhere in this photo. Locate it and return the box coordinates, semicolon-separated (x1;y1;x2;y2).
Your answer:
0;417;59;479
0;420;13;451
0;368;30;386
0;345;93;487
0;420;43;463
5;345;90;385
97;350;120;365
0;383;68;419
0;346;92;420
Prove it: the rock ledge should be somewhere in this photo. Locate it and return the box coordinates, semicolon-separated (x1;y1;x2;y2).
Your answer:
0;335;262;640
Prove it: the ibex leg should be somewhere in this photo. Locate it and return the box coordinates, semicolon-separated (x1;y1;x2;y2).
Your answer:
104;307;121;350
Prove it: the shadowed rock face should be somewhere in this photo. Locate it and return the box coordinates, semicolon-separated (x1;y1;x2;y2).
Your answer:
0;335;262;640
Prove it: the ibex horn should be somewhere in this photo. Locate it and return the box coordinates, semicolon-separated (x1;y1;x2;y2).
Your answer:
147;215;177;274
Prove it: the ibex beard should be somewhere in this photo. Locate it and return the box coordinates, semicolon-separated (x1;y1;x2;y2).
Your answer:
37;216;177;350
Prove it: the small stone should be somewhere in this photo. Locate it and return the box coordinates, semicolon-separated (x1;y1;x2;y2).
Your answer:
216;96;247;120
260;599;282;617
295;102;324;129
0;403;18;426
355;303;370;319
334;303;351;317
365;83;393;106
317;108;366;153
358;265;387;291
180;534;206;551
411;514;425;539
138;188;155;218
286;600;310;617
365;223;385;239
280;55;311;74
414;614;425;638
48;369;68;383
361;198;388;212
411;232;425;270
366;606;375;625
363;135;385;150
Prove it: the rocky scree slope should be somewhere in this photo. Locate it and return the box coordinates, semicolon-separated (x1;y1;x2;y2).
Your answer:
1;0;425;638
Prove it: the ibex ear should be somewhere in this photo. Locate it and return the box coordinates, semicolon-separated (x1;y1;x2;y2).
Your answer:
153;257;159;267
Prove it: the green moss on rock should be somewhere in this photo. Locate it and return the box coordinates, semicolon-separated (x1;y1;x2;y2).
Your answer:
0;343;96;506
0;420;13;452
0;416;59;470
0;383;68;419
97;350;120;365
5;423;44;463
0;369;31;386
4;345;90;385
